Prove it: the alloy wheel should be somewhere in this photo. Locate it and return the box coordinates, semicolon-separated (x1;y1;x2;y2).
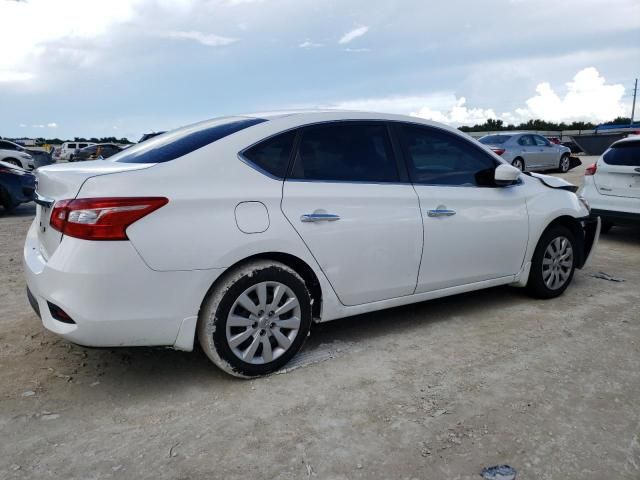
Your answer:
225;281;301;364
542;236;573;290
512;159;524;171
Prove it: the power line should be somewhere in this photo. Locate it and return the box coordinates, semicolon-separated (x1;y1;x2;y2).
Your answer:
630;78;637;127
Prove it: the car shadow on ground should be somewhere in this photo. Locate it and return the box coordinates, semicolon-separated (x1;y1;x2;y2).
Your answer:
599;224;640;246
43;284;529;391
0;202;36;218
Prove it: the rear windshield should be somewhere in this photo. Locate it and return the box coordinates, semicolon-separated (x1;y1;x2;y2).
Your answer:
479;135;512;145
112;117;267;164
603;141;640;166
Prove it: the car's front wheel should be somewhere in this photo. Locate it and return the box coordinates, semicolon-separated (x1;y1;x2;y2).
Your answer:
559;154;570;173
198;260;312;377
512;157;525;171
526;225;577;299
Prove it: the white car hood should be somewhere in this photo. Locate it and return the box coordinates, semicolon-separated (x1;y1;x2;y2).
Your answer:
529;172;575;190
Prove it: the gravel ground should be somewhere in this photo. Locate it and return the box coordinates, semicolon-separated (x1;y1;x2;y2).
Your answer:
1;158;639;479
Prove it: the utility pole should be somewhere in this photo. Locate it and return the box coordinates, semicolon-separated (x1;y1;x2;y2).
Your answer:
631;78;638;127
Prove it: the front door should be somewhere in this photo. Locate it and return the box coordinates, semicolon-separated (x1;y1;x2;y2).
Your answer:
395;123;529;292
281;122;423;306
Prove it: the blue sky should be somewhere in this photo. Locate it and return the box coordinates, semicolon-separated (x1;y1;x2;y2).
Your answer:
1;0;638;141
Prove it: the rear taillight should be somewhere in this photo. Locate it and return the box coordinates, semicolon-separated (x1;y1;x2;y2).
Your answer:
585;163;597;176
491;148;505;156
49;197;168;240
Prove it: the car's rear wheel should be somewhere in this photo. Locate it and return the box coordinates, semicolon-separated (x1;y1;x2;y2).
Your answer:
0;186;17;213
559;154;570;173
198;260;312;377
512;157;524;171
526;225;577;299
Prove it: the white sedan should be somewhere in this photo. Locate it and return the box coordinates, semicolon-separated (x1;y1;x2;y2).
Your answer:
24;111;599;377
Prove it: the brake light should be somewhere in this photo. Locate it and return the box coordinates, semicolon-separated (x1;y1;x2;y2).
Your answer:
49;197;168;240
585;163;597;176
491;148;505;156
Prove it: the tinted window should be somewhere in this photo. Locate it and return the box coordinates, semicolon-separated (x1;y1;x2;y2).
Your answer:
479;135;512;145
517;135;535;146
534;135;550;146
603;141;640;166
0;141;15;150
242;130;296;178
290;123;398;182
113;117;267;164
67;143;77;149
399;125;497;186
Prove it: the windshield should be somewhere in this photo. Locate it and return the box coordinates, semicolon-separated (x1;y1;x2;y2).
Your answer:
111;117;267;164
479;135;512;145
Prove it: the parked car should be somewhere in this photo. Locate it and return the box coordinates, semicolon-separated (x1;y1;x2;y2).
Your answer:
58;142;96;161
25;148;56;169
0;139;35;170
578;135;640;232
479;133;572;172
0;160;36;212
546;136;561;145
73;143;123;161
25;112;599;377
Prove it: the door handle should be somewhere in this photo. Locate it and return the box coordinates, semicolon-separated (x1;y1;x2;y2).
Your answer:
300;213;341;222
427;209;456;217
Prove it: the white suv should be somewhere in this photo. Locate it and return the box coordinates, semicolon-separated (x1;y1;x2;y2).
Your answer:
0;139;35;170
58;141;96;161
24;111;599;377
579;136;640;232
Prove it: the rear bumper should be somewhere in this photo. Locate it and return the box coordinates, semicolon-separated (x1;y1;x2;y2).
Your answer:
23;220;222;350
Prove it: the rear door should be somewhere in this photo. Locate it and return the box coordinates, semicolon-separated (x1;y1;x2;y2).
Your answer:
281;121;423;306
594;139;640;199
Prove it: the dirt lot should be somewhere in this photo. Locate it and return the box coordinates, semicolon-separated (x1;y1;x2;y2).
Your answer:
1;158;639;480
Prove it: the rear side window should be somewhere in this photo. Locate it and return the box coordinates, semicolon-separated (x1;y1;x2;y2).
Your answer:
399;124;497;186
517;135;535;146
242;130;296;178
112;117;267;164
479;135;512;145
603;141;640;166
67;143;77;149
289;123;399;183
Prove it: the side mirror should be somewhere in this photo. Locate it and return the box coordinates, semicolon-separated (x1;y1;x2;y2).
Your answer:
494;163;521;186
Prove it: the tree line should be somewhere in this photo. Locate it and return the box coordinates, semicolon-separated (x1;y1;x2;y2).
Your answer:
458;117;634;133
30;136;135;145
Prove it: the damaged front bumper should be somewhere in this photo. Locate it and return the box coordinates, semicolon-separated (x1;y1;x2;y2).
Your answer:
577;216;600;269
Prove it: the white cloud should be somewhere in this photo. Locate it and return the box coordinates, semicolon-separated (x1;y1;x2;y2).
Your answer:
164;30;238;47
338;26;369;44
515;67;627;123
47;122;58;128
344;47;370;53
299;41;324;48
323;67;628;126
0;71;35;83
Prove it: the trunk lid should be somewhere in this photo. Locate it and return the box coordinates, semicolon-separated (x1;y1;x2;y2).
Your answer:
594;139;640;199
34;161;154;259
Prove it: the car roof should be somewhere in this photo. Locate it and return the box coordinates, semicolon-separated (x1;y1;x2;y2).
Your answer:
611;134;640;147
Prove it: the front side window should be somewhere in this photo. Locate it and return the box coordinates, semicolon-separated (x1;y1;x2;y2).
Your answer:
242;130;296;178
113;117;267;164
534;135;550;146
289;123;398;182
399;124;497;186
67;143;77;149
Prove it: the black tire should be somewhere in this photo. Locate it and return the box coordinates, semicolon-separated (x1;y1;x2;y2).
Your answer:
600;220;614;234
526;225;577;299
512;157;525;171
198;260;312;378
559;154;570;173
0;186;17;213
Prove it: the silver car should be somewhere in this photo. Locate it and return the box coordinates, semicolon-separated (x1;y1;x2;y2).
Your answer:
479;133;572;173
